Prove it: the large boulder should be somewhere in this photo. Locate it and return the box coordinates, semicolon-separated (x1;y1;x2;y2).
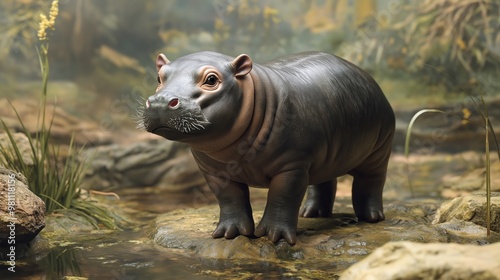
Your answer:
82;138;206;192
340;241;500;280
0;167;45;244
0;98;113;147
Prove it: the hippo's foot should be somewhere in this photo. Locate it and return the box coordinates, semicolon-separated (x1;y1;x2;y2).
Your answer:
352;174;386;223
300;204;332;218
299;181;336;218
255;215;297;245
355;201;385;223
203;178;254;239
212;215;255;239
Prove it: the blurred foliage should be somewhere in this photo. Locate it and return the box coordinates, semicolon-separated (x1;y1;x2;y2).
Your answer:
340;0;500;91
0;0;46;80
1;0;353;97
155;0;350;61
4;0;498;96
212;0;292;60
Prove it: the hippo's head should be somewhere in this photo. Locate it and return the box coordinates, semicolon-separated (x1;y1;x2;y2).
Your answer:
142;51;254;146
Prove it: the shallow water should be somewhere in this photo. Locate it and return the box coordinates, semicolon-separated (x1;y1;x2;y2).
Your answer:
0;230;213;279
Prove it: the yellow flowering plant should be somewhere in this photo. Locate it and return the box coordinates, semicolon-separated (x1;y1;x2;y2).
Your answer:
37;0;58;41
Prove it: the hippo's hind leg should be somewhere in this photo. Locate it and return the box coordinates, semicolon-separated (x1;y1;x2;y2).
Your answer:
350;140;392;223
351;171;386;222
299;180;337;218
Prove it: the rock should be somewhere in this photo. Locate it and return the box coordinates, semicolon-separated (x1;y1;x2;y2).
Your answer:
432;192;500;233
82;139;206;192
0;98;113;147
340;241;500;280
0;167;45;244
151;199;449;261
442;161;500;198
0;132;33;165
435;220;500;243
151;196;500;279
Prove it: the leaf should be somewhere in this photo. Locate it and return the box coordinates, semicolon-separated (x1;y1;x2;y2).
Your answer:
456;38;466;50
473;48;485;66
461;108;472;125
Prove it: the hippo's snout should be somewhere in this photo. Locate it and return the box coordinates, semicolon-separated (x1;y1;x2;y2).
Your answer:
142;95;211;135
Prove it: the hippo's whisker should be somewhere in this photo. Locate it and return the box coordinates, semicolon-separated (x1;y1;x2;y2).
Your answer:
134;95;146;106
132;106;147;131
167;113;210;133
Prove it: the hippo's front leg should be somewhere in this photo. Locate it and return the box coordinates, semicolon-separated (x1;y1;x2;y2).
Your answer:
203;174;255;239
255;170;308;245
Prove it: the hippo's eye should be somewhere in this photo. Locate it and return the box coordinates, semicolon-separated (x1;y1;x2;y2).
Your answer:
157;75;161;84
204;74;219;86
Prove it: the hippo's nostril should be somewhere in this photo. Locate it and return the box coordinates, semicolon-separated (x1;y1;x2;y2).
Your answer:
168;98;180;109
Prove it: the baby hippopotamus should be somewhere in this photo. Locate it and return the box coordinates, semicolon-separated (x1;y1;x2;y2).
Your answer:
142;51;395;245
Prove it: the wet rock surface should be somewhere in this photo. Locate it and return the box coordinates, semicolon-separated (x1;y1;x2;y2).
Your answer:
340;241;500;280
0;167;45;244
151;195;500;278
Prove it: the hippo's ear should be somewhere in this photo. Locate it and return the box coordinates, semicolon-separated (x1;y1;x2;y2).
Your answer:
156;54;170;71
232;54;252;78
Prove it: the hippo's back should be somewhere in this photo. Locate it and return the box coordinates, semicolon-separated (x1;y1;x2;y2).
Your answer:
264;52;391;117
257;52;395;179
263;51;393;129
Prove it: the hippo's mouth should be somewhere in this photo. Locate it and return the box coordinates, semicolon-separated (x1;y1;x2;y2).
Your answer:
150;126;175;133
147;114;211;135
166;114;211;134
140;102;211;135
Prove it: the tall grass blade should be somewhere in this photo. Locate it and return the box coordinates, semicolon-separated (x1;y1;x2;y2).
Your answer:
485;116;491;237
480;95;492;237
404;109;444;196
